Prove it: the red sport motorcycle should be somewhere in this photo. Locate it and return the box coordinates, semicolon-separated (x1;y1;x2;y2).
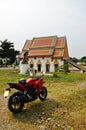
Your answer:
4;74;47;113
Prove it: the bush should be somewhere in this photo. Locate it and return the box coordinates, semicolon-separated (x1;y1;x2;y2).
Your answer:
0;58;3;65
58;65;64;72
53;72;60;78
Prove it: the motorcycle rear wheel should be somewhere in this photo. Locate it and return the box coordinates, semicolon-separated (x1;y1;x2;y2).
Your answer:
8;92;24;113
39;87;47;101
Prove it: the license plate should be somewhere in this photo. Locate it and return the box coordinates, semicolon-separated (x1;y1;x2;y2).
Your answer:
4;90;10;98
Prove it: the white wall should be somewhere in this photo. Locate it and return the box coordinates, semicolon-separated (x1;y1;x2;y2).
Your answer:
28;58;64;72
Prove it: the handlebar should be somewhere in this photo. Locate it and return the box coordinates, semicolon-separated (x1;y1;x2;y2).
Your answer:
29;72;45;78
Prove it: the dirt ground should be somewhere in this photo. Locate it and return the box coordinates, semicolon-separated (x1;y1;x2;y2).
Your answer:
0;95;9;130
0;95;19;130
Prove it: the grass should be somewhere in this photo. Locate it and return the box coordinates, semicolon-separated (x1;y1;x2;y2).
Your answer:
0;69;86;130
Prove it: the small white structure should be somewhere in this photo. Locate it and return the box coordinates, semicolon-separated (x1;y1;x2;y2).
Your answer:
20;63;28;74
20;35;69;73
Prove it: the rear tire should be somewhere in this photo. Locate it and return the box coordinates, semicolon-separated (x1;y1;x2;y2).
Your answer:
8;92;24;113
39;87;47;101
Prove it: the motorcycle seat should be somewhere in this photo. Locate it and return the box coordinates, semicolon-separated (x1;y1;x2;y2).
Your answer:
35;77;40;81
19;78;26;84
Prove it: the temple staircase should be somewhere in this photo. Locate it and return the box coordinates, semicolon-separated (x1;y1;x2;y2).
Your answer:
65;59;86;72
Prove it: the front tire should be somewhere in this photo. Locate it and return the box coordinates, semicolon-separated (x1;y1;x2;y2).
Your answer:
39;87;47;101
8;92;24;113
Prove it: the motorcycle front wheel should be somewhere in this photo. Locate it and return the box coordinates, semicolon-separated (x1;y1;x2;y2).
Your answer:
39;87;47;101
8;92;24;113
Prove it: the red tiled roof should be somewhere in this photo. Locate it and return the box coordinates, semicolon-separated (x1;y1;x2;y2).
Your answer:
31;37;55;48
20;35;69;58
55;38;64;49
29;49;53;56
23;40;31;51
53;49;64;57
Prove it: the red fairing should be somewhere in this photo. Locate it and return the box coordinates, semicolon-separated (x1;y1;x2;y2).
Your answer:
8;83;28;91
35;78;44;92
26;78;36;85
18;84;28;91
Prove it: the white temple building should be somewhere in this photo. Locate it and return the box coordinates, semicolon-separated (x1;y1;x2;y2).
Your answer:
20;35;69;73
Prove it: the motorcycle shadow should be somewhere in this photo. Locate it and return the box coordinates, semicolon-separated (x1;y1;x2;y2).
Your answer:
13;98;59;123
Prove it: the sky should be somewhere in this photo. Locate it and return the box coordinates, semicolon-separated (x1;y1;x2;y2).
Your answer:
0;0;86;58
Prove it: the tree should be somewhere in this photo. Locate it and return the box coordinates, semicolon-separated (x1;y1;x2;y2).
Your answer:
80;56;86;63
0;39;20;64
0;57;3;65
70;57;79;63
64;60;69;73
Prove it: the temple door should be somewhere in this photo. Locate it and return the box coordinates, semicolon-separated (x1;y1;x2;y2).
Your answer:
37;60;41;72
46;60;50;72
54;60;58;71
30;60;34;71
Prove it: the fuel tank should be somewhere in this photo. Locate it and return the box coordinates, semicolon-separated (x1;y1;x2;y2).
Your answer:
26;78;36;85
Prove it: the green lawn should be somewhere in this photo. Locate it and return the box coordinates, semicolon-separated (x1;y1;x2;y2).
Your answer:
0;69;86;130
